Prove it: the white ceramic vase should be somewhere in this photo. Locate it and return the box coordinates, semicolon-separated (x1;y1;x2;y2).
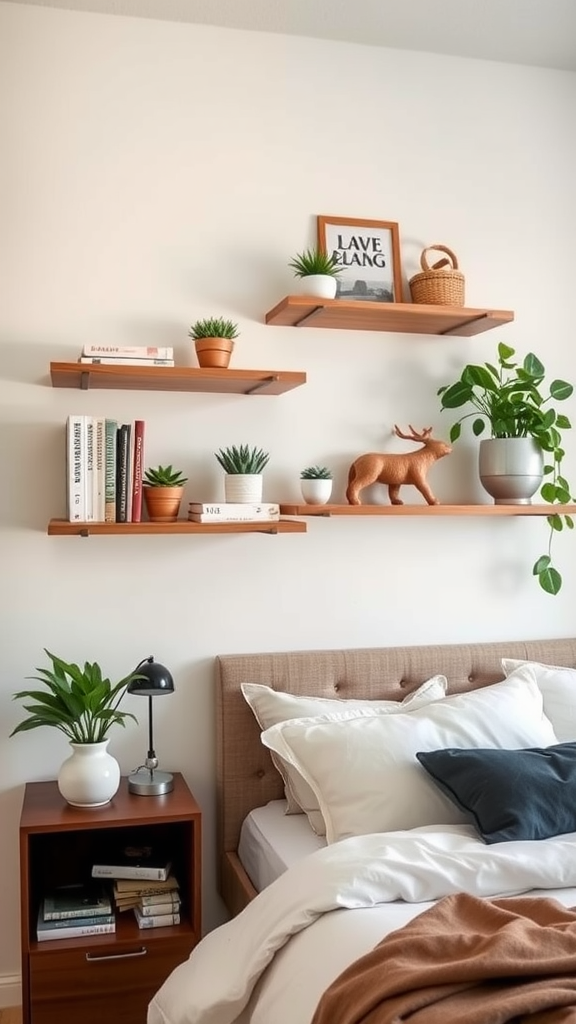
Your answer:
301;478;333;505
296;275;338;299
58;740;121;808
224;473;263;503
479;437;544;505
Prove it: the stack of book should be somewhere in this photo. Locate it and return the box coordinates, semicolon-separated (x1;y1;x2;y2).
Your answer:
187;502;280;523
66;415;145;524
36;883;115;941
78;345;175;367
112;875;180;913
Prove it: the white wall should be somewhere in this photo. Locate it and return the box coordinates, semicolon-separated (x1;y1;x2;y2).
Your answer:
1;0;575;1003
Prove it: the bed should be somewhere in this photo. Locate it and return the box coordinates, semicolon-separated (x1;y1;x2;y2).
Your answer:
149;637;576;1024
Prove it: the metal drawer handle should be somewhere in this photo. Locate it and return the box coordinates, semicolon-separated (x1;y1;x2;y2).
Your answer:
85;946;148;962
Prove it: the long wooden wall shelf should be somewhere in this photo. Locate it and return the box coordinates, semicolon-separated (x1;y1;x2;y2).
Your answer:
49;362;306;395
265;297;514;337
279;504;576;517
47;519;306;536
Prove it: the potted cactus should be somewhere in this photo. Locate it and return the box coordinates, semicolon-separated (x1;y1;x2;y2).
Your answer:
289;247;342;299
300;465;333;505
143;464;188;523
214;445;270;503
188;317;239;369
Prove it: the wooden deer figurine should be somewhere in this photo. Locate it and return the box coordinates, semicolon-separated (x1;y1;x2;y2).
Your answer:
346;425;452;506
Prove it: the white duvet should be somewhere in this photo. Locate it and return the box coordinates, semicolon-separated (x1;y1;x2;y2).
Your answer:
148;825;576;1024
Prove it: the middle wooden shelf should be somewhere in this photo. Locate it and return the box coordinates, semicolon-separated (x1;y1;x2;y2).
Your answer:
47;519;307;536
279;504;576;517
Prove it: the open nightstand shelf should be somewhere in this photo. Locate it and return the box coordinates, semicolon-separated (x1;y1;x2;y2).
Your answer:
265;297;514;336
279;504;576;517
47;519;307;536
49;362;306;395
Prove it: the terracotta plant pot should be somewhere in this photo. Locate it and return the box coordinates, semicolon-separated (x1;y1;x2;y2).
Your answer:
143;486;184;523
195;337;234;369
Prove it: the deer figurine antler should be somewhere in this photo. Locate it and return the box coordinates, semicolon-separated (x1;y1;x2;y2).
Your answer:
346;425;452;506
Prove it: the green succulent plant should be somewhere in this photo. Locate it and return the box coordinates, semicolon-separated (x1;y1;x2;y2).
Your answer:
10;651;140;744
143;465;188;487
188;317;239;341
300;465;333;479
214;445;270;475
288;248;342;278
438;341;574;595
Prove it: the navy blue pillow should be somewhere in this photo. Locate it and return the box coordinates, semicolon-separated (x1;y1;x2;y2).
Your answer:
416;742;576;844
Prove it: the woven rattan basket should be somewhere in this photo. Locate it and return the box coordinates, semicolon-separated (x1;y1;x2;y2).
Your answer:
409;244;465;306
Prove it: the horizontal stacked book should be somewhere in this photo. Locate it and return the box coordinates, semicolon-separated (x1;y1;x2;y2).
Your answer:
36;883;115;941
112;877;181;929
187;502;280;523
66;415;145;524
91;848;172;882
78;344;175;367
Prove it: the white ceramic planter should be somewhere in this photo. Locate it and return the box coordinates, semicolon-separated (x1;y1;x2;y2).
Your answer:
224;473;263;503
296;275;338;299
58;740;121;808
301;478;333;505
479;437;544;505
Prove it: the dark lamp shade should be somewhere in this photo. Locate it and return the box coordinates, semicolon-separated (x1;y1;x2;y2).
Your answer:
128;660;174;697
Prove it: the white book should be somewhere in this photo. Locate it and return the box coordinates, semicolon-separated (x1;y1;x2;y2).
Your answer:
82;345;174;359
79;357;175;366
188;511;281;522
92;417;106;522
66;415;86;522
134;906;180;928
188;502;280;515
37;907;115;941
137;898;181;917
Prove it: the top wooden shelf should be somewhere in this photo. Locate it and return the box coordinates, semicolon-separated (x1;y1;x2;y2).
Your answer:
265;297;514;337
279;503;576;517
49;362;306;395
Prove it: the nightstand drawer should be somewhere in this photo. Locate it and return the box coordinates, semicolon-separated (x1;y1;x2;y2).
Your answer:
29;933;193;1024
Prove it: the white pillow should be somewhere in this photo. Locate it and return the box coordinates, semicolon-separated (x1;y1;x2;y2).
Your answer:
501;659;576;742
261;670;558;844
241;676;447;820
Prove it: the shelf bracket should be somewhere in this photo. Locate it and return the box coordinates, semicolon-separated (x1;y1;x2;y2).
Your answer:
440;313;488;336
80;372;90;390
244;375;279;395
79;528;90;538
292;307;324;328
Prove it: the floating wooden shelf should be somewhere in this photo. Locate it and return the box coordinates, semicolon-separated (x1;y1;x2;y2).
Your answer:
279;504;576;517
47;518;306;536
49;362;306;395
265;297;514;337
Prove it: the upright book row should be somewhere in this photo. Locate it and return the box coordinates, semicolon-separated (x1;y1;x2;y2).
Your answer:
66;415;145;523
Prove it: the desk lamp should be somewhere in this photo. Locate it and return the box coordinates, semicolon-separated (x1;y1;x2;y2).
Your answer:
127;656;175;795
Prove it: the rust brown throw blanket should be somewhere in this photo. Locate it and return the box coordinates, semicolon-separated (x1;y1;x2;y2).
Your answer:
311;893;576;1024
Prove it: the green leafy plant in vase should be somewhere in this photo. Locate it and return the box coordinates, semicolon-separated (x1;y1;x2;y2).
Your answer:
438;341;574;594
10;651;142;806
188;317;239;369
215;445;270;503
288;247;342;299
143;464;188;523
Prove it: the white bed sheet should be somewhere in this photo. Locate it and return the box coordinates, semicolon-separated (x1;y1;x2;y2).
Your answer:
238;799;326;891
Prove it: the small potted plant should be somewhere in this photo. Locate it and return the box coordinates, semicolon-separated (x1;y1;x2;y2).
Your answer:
438;341;574;594
188;317;239;369
214;444;270;503
288;247;341;299
143;464;188;523
10;650;140;807
300;465;333;505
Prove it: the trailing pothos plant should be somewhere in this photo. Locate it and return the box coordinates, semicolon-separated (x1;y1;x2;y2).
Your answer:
438;342;574;595
10;651;140;744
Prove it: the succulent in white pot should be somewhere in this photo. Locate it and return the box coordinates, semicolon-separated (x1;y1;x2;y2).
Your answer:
300;465;333;505
288;248;341;299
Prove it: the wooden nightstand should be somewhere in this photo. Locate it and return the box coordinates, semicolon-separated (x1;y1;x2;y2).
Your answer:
19;773;201;1024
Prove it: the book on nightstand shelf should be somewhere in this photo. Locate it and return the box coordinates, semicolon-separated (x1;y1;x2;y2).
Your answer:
42;883;112;921
133;905;180;929
92;847;172;881
37;906;115;941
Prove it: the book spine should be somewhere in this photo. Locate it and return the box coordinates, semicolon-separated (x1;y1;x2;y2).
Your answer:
188;503;279;515
43;905;112;921
104;420;117;522
40;912;115;928
188;511;280;522
131;420;145;523
139;890;180;907
115;424;131;523
66;415;86;522
82;345;174;359
85;417;94;522
137;899;181;917
92;417;106;522
37;920;116;940
79;357;175;366
92;865;170;881
134;910;180;928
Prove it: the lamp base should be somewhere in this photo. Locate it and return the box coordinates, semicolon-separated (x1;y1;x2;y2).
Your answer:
128;769;174;796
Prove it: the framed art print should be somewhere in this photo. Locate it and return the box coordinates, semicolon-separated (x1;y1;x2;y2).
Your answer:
317;215;403;302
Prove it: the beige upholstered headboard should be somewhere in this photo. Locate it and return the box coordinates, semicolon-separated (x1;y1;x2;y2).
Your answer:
215;637;576;914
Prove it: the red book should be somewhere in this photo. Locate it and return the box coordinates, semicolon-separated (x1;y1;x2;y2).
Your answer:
131;420;145;522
